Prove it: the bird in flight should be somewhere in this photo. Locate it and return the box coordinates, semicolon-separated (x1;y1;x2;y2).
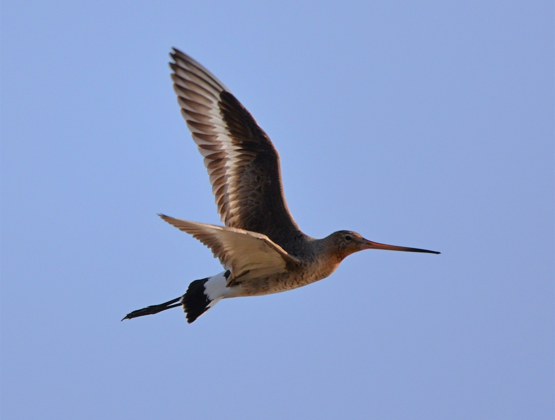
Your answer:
123;48;440;324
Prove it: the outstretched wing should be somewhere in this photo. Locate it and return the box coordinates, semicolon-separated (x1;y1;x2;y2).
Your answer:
160;214;300;285
169;48;302;245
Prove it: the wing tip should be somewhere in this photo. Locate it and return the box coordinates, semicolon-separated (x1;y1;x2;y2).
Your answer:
169;46;183;58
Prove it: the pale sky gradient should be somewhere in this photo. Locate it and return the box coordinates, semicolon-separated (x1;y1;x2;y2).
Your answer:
2;1;553;419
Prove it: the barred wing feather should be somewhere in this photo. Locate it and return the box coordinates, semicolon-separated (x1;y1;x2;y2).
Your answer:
169;48;302;246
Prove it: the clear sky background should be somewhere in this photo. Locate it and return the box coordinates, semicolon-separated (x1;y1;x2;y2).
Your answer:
2;1;553;419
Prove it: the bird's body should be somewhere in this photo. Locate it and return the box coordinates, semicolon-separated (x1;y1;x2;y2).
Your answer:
123;48;439;324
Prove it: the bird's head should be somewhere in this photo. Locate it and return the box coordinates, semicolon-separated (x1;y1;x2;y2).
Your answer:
327;230;440;261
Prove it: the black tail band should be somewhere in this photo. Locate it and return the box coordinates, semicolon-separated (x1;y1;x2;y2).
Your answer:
182;278;210;323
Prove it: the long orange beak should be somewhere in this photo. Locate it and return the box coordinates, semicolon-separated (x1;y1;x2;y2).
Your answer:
362;239;440;254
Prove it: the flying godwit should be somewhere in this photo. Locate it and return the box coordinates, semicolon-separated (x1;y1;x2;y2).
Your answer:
123;48;440;324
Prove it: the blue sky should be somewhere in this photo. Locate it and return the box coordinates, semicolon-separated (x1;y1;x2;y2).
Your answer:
2;1;553;419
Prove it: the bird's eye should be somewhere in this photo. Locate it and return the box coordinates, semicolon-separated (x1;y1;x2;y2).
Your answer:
345;235;352;241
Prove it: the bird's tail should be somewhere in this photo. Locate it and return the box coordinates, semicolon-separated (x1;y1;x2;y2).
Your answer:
183;270;230;323
181;277;211;323
122;271;231;324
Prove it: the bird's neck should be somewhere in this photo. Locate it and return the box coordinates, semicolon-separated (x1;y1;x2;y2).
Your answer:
304;239;346;280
